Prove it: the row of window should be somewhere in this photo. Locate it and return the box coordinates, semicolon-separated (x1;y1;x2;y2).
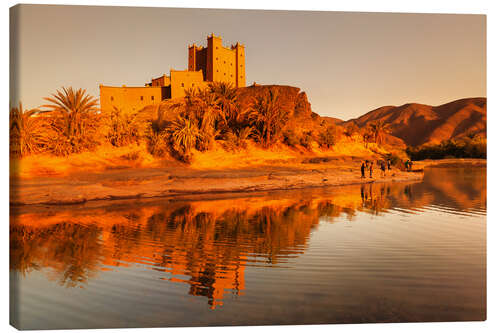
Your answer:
109;96;154;101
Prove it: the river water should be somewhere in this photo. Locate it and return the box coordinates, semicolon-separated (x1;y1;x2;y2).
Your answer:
10;166;486;329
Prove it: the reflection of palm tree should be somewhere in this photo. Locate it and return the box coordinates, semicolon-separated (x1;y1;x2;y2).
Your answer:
10;222;102;288
13;180;445;308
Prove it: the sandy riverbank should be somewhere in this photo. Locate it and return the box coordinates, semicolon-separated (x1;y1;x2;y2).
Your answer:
11;158;426;206
11;154;485;206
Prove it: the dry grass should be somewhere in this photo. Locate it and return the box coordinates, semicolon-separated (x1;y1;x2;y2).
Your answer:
10;143;163;178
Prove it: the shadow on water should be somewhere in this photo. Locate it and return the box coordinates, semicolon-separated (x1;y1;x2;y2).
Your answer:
10;166;486;327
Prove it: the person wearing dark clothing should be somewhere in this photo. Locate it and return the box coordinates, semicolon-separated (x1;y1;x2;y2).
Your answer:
405;160;410;171
380;161;386;177
387;159;391;171
409;160;413;171
361;162;366;178
369;161;373;178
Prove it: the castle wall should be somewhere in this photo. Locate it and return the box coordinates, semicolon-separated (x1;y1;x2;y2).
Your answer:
151;74;170;87
99;85;166;113
208;35;243;88
170;70;208;99
100;35;245;111
189;46;208;81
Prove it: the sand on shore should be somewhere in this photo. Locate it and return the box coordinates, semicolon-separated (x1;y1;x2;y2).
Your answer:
10;155;485;206
11;160;422;206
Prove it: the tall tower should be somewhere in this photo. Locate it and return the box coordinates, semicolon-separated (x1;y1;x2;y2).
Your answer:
188;44;197;71
207;33;223;83
234;42;245;88
206;33;222;82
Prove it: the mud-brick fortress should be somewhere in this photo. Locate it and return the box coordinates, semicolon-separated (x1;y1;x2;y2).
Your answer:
99;34;246;113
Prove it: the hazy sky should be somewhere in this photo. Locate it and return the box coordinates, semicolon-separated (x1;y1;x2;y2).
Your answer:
10;4;486;120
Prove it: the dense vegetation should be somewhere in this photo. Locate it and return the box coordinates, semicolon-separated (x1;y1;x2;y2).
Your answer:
10;83;412;163
406;135;486;160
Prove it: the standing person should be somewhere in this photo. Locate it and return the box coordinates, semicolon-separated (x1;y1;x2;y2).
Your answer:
381;160;386;177
387;159;391;171
409;160;413;171
361;161;366;178
405;160;410;171
369;161;374;178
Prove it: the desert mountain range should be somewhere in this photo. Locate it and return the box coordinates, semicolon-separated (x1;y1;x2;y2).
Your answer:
344;97;486;147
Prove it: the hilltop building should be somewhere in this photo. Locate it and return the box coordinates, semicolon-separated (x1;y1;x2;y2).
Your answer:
99;34;246;113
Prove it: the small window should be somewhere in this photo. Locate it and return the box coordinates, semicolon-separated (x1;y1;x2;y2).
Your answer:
224;61;226;64
181;83;184;87
192;83;194;87
140;96;144;101
224;72;226;76
216;47;218;49
151;96;154;101
216;57;218;60
110;96;114;101
240;76;243;78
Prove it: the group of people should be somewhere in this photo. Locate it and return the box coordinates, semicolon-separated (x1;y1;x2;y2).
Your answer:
360;159;391;178
360;158;414;178
404;159;413;172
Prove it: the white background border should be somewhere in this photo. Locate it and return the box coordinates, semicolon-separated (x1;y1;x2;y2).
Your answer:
2;1;498;332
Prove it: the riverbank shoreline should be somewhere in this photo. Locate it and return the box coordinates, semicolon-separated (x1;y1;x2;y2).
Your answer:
10;158;485;206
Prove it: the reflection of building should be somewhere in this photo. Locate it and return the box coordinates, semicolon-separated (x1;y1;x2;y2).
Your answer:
99;34;246;113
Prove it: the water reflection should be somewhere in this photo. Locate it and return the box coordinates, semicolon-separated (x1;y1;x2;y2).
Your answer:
10;166;486;313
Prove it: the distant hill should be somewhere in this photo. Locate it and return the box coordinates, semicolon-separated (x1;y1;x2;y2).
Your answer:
345;97;486;147
320;116;344;126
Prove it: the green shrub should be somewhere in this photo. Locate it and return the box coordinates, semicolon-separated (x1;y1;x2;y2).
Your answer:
317;125;340;148
300;131;314;150
406;136;486;160
282;129;300;146
222;127;252;151
9;103;53;157
145;124;168;157
102;107;143;147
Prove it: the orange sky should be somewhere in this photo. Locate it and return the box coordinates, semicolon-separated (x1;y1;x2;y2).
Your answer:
10;5;486;120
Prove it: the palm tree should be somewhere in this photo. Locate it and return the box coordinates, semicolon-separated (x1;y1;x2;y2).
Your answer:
245;87;288;147
368;120;391;145
168;116;200;154
209;81;239;129
42;87;99;155
195;89;223;133
9;102;52;156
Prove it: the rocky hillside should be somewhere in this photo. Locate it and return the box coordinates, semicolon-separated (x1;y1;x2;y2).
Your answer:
345;97;486;147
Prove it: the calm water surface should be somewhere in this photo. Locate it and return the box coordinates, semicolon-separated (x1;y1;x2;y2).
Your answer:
10;166;486;329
